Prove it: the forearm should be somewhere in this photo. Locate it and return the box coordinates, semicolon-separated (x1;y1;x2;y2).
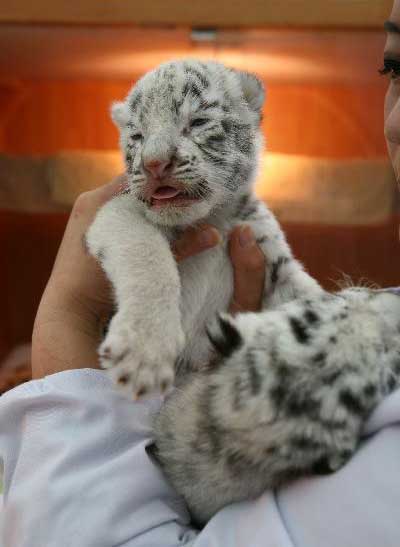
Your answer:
32;286;102;379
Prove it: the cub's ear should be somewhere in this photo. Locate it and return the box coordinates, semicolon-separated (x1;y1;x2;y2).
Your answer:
237;71;265;116
110;101;130;128
206;313;243;358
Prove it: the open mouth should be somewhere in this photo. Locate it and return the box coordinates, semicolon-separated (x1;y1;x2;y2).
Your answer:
150;186;200;208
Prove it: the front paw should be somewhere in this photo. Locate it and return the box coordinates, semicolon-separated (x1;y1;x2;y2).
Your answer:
99;313;184;399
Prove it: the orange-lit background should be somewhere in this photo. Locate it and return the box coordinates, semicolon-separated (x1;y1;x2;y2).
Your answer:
0;81;388;158
0;23;397;380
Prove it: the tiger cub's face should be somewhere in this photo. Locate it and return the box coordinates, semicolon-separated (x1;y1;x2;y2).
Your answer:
111;59;265;227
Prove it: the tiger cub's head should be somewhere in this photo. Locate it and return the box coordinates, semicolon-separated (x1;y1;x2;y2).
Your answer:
111;59;265;226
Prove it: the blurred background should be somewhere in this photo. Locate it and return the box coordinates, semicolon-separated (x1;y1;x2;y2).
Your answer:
0;0;396;391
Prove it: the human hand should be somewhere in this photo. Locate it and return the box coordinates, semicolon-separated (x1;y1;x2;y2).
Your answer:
32;177;265;379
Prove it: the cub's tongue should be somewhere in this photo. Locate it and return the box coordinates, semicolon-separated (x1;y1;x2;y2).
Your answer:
152;186;181;200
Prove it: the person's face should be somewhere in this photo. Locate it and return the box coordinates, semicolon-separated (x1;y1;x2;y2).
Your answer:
384;0;400;181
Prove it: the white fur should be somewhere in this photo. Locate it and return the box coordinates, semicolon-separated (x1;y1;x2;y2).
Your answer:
86;195;184;396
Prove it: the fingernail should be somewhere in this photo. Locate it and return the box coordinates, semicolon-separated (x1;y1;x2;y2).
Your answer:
199;227;220;247
239;226;255;247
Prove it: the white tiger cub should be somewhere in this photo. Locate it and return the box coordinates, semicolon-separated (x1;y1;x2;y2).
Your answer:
86;59;400;524
86;59;321;394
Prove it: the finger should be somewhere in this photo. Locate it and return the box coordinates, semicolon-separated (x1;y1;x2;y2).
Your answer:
172;224;221;262
228;225;266;314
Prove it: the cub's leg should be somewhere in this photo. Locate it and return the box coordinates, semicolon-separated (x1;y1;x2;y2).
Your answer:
234;194;323;308
153;293;398;524
86;194;184;398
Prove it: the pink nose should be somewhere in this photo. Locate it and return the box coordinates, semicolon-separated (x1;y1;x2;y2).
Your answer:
144;159;172;179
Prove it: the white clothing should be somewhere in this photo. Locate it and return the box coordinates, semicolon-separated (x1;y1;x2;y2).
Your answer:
0;369;399;547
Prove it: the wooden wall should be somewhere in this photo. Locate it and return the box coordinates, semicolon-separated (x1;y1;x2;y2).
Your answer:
0;0;393;27
263;83;387;158
0;79;388;158
1;81;124;154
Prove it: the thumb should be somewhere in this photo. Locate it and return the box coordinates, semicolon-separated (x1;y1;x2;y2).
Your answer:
228;225;266;314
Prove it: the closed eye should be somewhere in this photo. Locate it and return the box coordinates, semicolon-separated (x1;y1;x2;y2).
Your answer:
190;118;209;128
379;58;400;80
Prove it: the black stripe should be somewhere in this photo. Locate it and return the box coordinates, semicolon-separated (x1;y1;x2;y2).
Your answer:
271;256;289;285
232;376;245;410
129;92;142;112
311;457;333;475
246;350;262;395
198;144;224;165
291;436;322;451
196;179;213;199
201;100;220;110
206;315;243;358
323;369;342;384
176;159;190;168
183;80;203;100
393;359;400;374
339;389;365;415
173;98;184;115
304;310;320;324
184;66;210;88
286;396;321;417
269;383;286;407
221;118;233;134
387;375;397;391
234;193;250;217
312;352;326;366
205;133;225;147
289;317;310;344
363;384;377;398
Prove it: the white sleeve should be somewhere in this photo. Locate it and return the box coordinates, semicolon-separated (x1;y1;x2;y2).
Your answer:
1;369;398;547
